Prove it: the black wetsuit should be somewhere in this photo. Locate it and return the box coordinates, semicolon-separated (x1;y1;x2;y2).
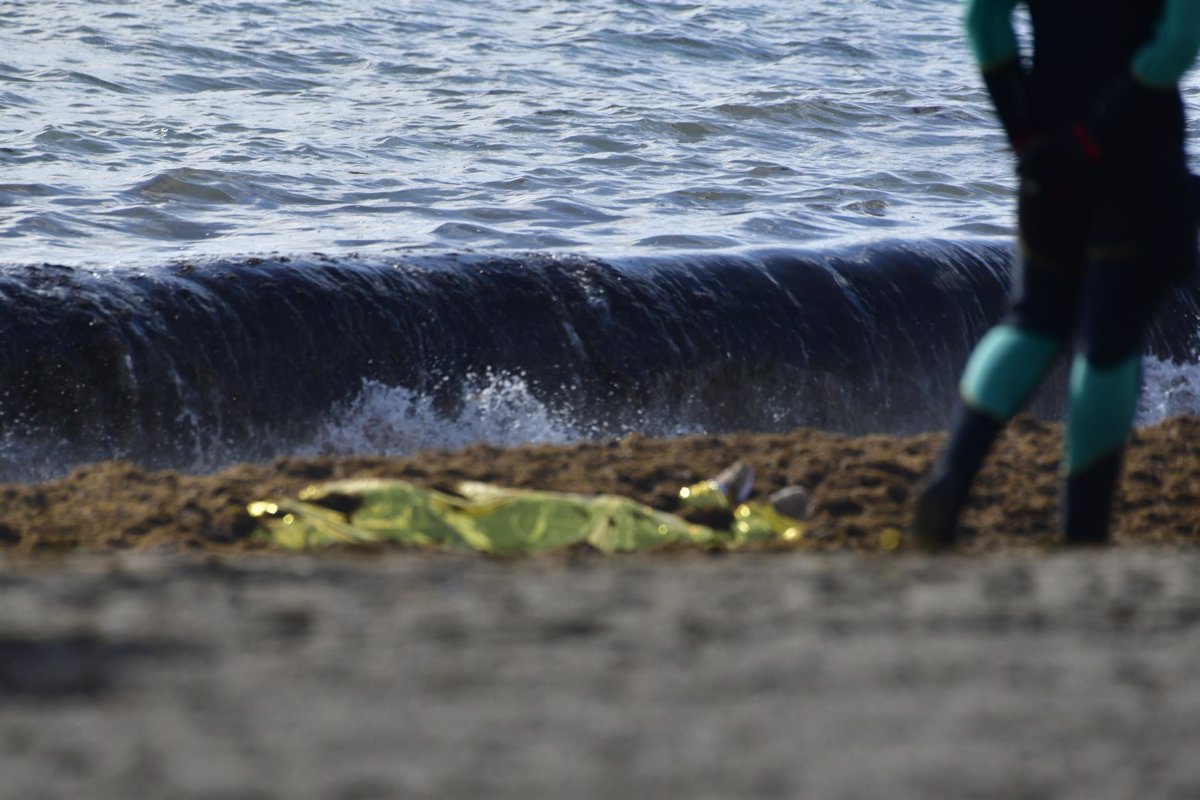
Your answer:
1015;0;1194;367
913;0;1199;547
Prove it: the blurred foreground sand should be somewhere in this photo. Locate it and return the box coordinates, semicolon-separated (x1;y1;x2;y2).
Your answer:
3;549;1200;799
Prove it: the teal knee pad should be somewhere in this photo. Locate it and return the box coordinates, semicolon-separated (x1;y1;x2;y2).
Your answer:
960;325;1062;420
1064;353;1141;474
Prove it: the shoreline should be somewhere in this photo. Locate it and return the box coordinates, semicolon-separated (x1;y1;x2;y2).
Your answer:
1;414;1198;556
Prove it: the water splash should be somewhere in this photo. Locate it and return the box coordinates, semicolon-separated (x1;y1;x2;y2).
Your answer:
296;374;581;457
295;356;1200;464
1140;357;1200;423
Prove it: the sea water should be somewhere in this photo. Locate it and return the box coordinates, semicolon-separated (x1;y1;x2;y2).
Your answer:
0;0;1058;261
0;1;1198;475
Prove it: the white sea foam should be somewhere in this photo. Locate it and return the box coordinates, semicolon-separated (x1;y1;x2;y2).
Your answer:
293;370;729;459
296;355;1200;463
1;357;1194;484
1139;356;1200;423
295;374;582;458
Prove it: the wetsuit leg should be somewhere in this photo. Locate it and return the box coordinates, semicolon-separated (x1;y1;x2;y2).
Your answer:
1062;257;1150;544
1062;166;1194;544
913;192;1083;549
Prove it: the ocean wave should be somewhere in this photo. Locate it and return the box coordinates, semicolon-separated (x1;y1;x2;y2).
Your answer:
0;239;1195;481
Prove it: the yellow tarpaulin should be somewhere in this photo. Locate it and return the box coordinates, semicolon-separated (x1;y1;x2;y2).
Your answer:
249;478;805;554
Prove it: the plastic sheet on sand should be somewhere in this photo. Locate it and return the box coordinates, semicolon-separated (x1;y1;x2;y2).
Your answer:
249;479;804;554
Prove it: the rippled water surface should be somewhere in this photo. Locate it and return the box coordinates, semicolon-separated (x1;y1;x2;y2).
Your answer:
12;0;1197;264
4;1;1200;264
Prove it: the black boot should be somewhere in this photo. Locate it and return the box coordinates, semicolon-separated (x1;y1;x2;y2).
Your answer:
913;406;1004;550
1063;450;1122;546
913;467;972;551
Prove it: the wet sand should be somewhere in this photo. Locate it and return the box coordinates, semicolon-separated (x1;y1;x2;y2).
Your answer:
3;417;1200;798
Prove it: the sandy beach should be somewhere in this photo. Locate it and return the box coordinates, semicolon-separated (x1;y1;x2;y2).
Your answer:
3;418;1200;798
1;414;1199;556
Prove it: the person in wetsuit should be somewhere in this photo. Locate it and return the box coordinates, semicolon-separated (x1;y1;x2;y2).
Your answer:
913;0;1200;548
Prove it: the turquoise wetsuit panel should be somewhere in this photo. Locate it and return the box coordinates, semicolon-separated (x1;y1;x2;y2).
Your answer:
1064;353;1141;473
960;324;1062;420
963;0;1020;69
1133;0;1200;87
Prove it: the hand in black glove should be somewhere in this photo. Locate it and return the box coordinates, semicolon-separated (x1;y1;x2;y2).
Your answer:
980;58;1039;153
